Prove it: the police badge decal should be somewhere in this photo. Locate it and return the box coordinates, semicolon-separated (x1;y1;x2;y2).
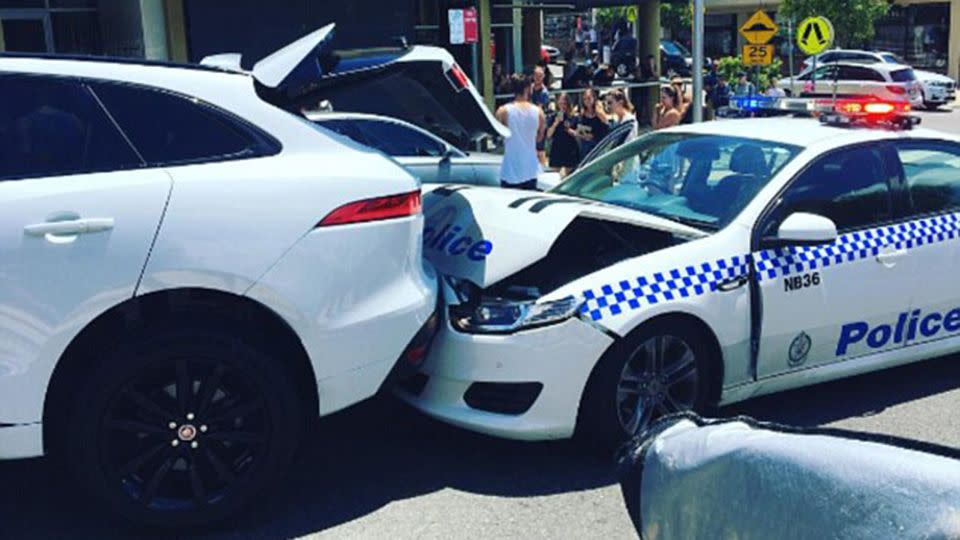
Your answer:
788;332;812;367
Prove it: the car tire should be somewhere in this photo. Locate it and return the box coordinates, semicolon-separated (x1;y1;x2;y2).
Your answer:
58;325;303;528
616;63;629;77
576;319;715;448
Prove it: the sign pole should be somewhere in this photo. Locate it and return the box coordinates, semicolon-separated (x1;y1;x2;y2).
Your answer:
692;0;704;122
788;18;794;92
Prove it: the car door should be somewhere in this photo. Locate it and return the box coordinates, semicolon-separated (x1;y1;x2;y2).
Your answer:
0;75;170;422
797;64;838;97
754;143;912;378
355;120;472;184
890;140;960;348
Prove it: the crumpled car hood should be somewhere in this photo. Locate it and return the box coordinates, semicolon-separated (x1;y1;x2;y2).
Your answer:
422;185;705;288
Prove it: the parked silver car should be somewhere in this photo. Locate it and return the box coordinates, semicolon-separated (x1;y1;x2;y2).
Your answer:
308;112;560;190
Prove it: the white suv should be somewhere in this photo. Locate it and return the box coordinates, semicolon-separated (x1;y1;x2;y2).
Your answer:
0;25;437;527
779;61;924;108
802;49;956;109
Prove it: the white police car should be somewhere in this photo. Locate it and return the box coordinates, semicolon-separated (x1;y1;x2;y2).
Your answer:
399;102;960;444
0;26;437;527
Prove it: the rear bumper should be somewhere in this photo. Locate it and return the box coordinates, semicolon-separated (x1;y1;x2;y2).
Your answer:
0;423;43;460
247;215;439;417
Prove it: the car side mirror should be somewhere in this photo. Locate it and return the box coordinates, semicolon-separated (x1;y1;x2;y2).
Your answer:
440;148;456;162
764;212;838;247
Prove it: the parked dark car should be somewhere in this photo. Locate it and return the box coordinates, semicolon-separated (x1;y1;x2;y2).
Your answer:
611;38;692;78
660;39;692;76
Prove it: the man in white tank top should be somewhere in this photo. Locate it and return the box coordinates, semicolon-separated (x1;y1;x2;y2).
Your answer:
495;74;545;190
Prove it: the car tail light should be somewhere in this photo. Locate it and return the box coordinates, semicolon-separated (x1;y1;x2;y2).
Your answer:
837;98;909;113
446;64;469;91
317;190;421;227
864;102;898;114
886;85;907;95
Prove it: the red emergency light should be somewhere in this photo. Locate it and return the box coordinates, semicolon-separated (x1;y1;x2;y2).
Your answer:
818;97;919;129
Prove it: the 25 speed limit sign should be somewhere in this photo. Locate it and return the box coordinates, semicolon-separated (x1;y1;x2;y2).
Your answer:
742;44;774;66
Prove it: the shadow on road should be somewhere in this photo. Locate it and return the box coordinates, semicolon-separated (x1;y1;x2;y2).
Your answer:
723;353;960;426
1;354;958;538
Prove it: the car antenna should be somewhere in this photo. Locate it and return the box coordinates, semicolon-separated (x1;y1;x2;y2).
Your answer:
394;36;409;49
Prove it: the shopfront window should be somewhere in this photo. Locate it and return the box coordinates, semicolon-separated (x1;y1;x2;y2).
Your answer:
704;14;736;60
0;0;101;54
873;3;949;72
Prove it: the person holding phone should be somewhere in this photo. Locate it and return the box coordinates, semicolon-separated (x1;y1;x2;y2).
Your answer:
546;93;580;177
574;88;609;157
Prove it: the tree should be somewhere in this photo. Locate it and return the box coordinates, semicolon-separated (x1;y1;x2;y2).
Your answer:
595;3;692;39
594;7;630;29
779;0;889;49
660;2;692;39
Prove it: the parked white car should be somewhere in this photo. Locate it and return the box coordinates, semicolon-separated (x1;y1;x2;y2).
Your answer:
399;109;960;446
779;61;923;108
801;49;956;109
0;24;438;527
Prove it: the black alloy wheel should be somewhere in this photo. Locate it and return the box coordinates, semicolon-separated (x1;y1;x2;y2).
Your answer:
61;327;302;528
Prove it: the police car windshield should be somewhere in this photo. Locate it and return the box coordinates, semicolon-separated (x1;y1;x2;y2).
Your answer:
552;132;802;231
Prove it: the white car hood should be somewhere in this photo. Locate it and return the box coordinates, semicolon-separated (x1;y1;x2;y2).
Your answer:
914;69;954;84
422;186;706;288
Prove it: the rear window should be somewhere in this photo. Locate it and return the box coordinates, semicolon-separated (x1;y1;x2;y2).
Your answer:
890;69;916;82
92;82;278;166
838;66;885;82
661;40;686;56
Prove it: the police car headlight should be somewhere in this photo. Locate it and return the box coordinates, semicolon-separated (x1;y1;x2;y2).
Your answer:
450;295;583;334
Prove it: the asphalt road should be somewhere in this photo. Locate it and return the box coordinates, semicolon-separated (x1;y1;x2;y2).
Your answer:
2;108;959;540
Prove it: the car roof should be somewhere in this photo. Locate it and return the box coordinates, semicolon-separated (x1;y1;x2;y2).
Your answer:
813;60;910;72
665;117;957;148
0;53;253;97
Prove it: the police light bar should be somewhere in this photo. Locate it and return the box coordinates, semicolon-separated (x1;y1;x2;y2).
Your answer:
827;98;911;116
730;95;817;114
728;95;920;129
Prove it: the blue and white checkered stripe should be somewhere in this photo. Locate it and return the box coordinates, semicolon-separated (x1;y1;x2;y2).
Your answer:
580;255;751;321
756;213;960;281
579;213;960;322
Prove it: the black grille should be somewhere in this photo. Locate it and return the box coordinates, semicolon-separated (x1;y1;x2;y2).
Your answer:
463;382;543;415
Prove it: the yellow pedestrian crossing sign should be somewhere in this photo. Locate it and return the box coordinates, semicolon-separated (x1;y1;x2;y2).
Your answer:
739;10;778;45
797;16;834;55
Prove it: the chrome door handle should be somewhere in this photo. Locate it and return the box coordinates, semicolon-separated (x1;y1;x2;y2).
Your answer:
876;247;907;266
24;218;114;237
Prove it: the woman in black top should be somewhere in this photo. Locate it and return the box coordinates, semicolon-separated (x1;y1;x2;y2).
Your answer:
546;93;580;176
575;88;610;158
